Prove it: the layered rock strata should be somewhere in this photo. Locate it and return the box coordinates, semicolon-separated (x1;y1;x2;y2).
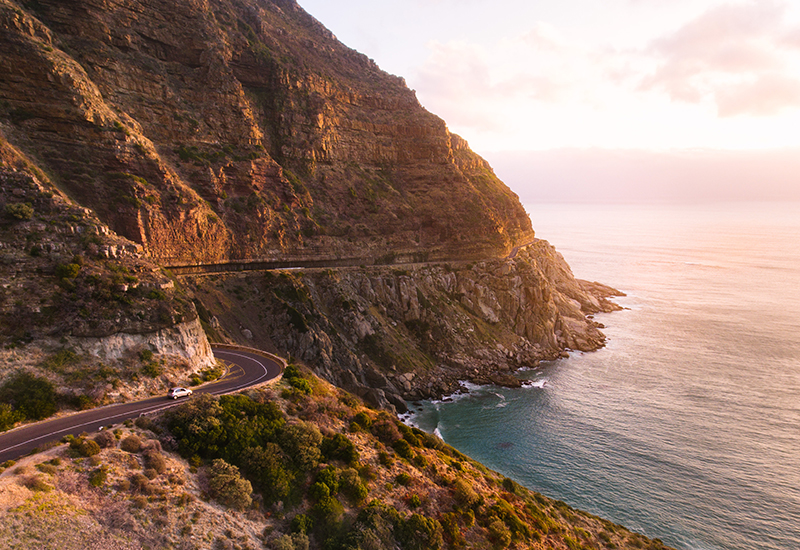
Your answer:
0;0;533;264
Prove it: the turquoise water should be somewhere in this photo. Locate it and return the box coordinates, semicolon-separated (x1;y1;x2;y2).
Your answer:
406;203;800;550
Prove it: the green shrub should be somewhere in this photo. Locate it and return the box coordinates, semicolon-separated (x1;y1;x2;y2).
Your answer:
80;438;101;457
0;372;58;420
488;518;512;548
290;514;313;534
139;349;154;362
23;475;52;492
289;377;312;394
89;467;108;487
144;451;167;474
93;431;116;449
372;419;402;444
35;462;58;475
120;435;142;453
337;467;367;503
352;411;372;430
311;495;344;532
321;433;359;465
309;481;331;501
130;473;150;492
238;443;292;504
315;465;340;494
208;459;252;511
395;472;412;486
400;513;444;550
55;263;81;280
393;439;414;460
141;361;162;377
0;403;23;432
280;421;322;471
453;479;479;509
5;202;34;220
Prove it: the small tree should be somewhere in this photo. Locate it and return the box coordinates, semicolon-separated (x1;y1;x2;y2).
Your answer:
208;459;252;511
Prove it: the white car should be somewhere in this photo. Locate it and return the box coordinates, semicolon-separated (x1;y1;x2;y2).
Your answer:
167;387;193;399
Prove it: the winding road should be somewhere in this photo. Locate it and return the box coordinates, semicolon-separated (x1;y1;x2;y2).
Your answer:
0;347;283;464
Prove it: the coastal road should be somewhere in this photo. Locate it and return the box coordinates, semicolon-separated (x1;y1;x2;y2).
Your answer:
0;347;283;464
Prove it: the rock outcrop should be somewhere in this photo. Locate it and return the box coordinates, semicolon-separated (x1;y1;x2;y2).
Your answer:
185;241;622;409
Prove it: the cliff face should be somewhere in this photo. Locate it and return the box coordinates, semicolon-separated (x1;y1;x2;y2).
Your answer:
0;123;215;403
0;0;533;264
185;243;621;409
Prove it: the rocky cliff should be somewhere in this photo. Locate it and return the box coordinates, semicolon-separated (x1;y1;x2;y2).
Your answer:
0;0;533;264
184;242;621;410
1;0;620;411
0;121;215;405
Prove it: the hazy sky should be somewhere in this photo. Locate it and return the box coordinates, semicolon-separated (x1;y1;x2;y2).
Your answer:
297;0;800;202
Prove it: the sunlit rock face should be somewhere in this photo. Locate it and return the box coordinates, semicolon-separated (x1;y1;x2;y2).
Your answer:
0;0;533;265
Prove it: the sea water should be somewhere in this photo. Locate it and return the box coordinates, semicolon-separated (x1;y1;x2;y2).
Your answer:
406;203;800;550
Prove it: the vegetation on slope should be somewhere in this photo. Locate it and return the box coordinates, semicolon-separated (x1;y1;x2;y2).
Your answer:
0;366;672;550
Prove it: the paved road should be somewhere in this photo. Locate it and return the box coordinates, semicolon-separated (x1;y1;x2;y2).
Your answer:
0;348;283;464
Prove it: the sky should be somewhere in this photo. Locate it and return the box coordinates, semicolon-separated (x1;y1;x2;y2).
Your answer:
296;0;800;203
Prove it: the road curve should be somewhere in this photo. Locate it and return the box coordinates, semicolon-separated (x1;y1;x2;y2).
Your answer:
0;347;283;464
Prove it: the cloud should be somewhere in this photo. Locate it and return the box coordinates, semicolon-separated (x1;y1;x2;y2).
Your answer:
641;1;800;116
413;39;573;132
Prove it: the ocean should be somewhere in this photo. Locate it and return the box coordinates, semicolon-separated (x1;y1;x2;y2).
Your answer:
406;203;800;550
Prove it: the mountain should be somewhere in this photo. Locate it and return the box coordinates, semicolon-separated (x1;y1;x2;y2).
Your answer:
0;0;618;408
0;3;648;547
1;0;532;264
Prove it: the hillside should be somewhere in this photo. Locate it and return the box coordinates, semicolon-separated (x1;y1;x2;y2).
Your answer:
0;369;673;550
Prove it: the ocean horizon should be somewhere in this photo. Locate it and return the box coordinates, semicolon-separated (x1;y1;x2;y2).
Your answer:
407;202;800;550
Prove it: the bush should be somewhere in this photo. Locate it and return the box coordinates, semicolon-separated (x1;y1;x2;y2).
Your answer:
311;495;344;532
352;411;372;430
280;421;322;471
5;202;34;220
89;467;108;487
22;475;52;492
321;433;359;465
93;430;116;449
372;419;402;445
141;362;162;378
208;459;252;511
144;451;167;474
395;473;412;486
55;263;81;280
0;403;23;432
0;372;58;420
130;473;150;492
393;439;414;460
70;437;101;457
453;479;479;509
238;444;292;504
121;435;142;453
488;519;512;548
288;377;312;394
400;513;444;550
290;514;313;535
